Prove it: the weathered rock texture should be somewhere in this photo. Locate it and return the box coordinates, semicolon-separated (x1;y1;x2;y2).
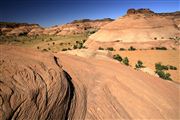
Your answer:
0;45;179;119
0;45;76;119
85;9;180;49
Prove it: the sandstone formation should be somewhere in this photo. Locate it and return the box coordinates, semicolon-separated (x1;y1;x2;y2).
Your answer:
0;22;40;37
0;45;74;119
0;45;179;119
85;9;180;49
0;19;113;37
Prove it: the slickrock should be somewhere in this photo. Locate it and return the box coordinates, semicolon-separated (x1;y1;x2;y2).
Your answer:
85;9;180;49
0;45;179;119
0;45;75;119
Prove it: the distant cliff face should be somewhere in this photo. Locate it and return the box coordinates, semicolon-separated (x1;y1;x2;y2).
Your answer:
84;9;180;49
0;19;113;36
127;8;154;15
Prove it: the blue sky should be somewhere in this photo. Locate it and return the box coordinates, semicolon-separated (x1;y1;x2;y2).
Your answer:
0;0;179;27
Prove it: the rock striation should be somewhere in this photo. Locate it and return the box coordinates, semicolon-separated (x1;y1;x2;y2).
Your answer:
0;45;179;119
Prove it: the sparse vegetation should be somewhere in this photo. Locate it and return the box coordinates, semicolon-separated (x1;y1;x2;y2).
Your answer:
155;47;167;50
113;54;123;62
122;57;129;66
42;49;48;52
168;65;177;70
106;47;115;51
62;48;68;51
128;46;136;51
155;70;172;80
119;48;126;51
155;63;168;71
154;62;176;81
135;60;145;69
98;47;104;50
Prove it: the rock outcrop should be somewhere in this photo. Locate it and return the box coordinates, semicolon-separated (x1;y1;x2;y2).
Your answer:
0;45;76;119
85;9;180;49
127;8;154;15
0;45;179;119
0;23;41;37
0;19;113;37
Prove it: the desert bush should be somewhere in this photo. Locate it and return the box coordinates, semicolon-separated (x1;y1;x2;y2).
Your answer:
52;42;55;45
37;46;40;49
49;38;53;41
135;60;145;68
98;47;104;50
119;48;126;51
59;43;63;45
122;57;129;66
172;48;176;50
42;49;48;52
48;48;51;50
151;47;154;50
82;39;86;43
155;70;172;80
106;47;115;51
168;65;177;70
113;54;123;62
73;45;77;49
128;46;136;51
62;48;68;51
155;63;168;71
77;42;83;49
155;47;167;50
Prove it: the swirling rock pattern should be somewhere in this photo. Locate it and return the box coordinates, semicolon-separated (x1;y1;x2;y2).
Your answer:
0;45;76;120
0;45;179;120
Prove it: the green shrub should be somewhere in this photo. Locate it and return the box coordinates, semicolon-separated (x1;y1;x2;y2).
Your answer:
98;47;104;50
135;60;145;68
155;70;172;80
168;65;177;70
123;57;129;66
119;48;126;51
106;47;114;51
155;63;168;71
155;47;167;50
128;46;136;51
113;54;123;62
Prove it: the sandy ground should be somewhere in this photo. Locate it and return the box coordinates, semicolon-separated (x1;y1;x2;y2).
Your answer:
113;50;180;83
